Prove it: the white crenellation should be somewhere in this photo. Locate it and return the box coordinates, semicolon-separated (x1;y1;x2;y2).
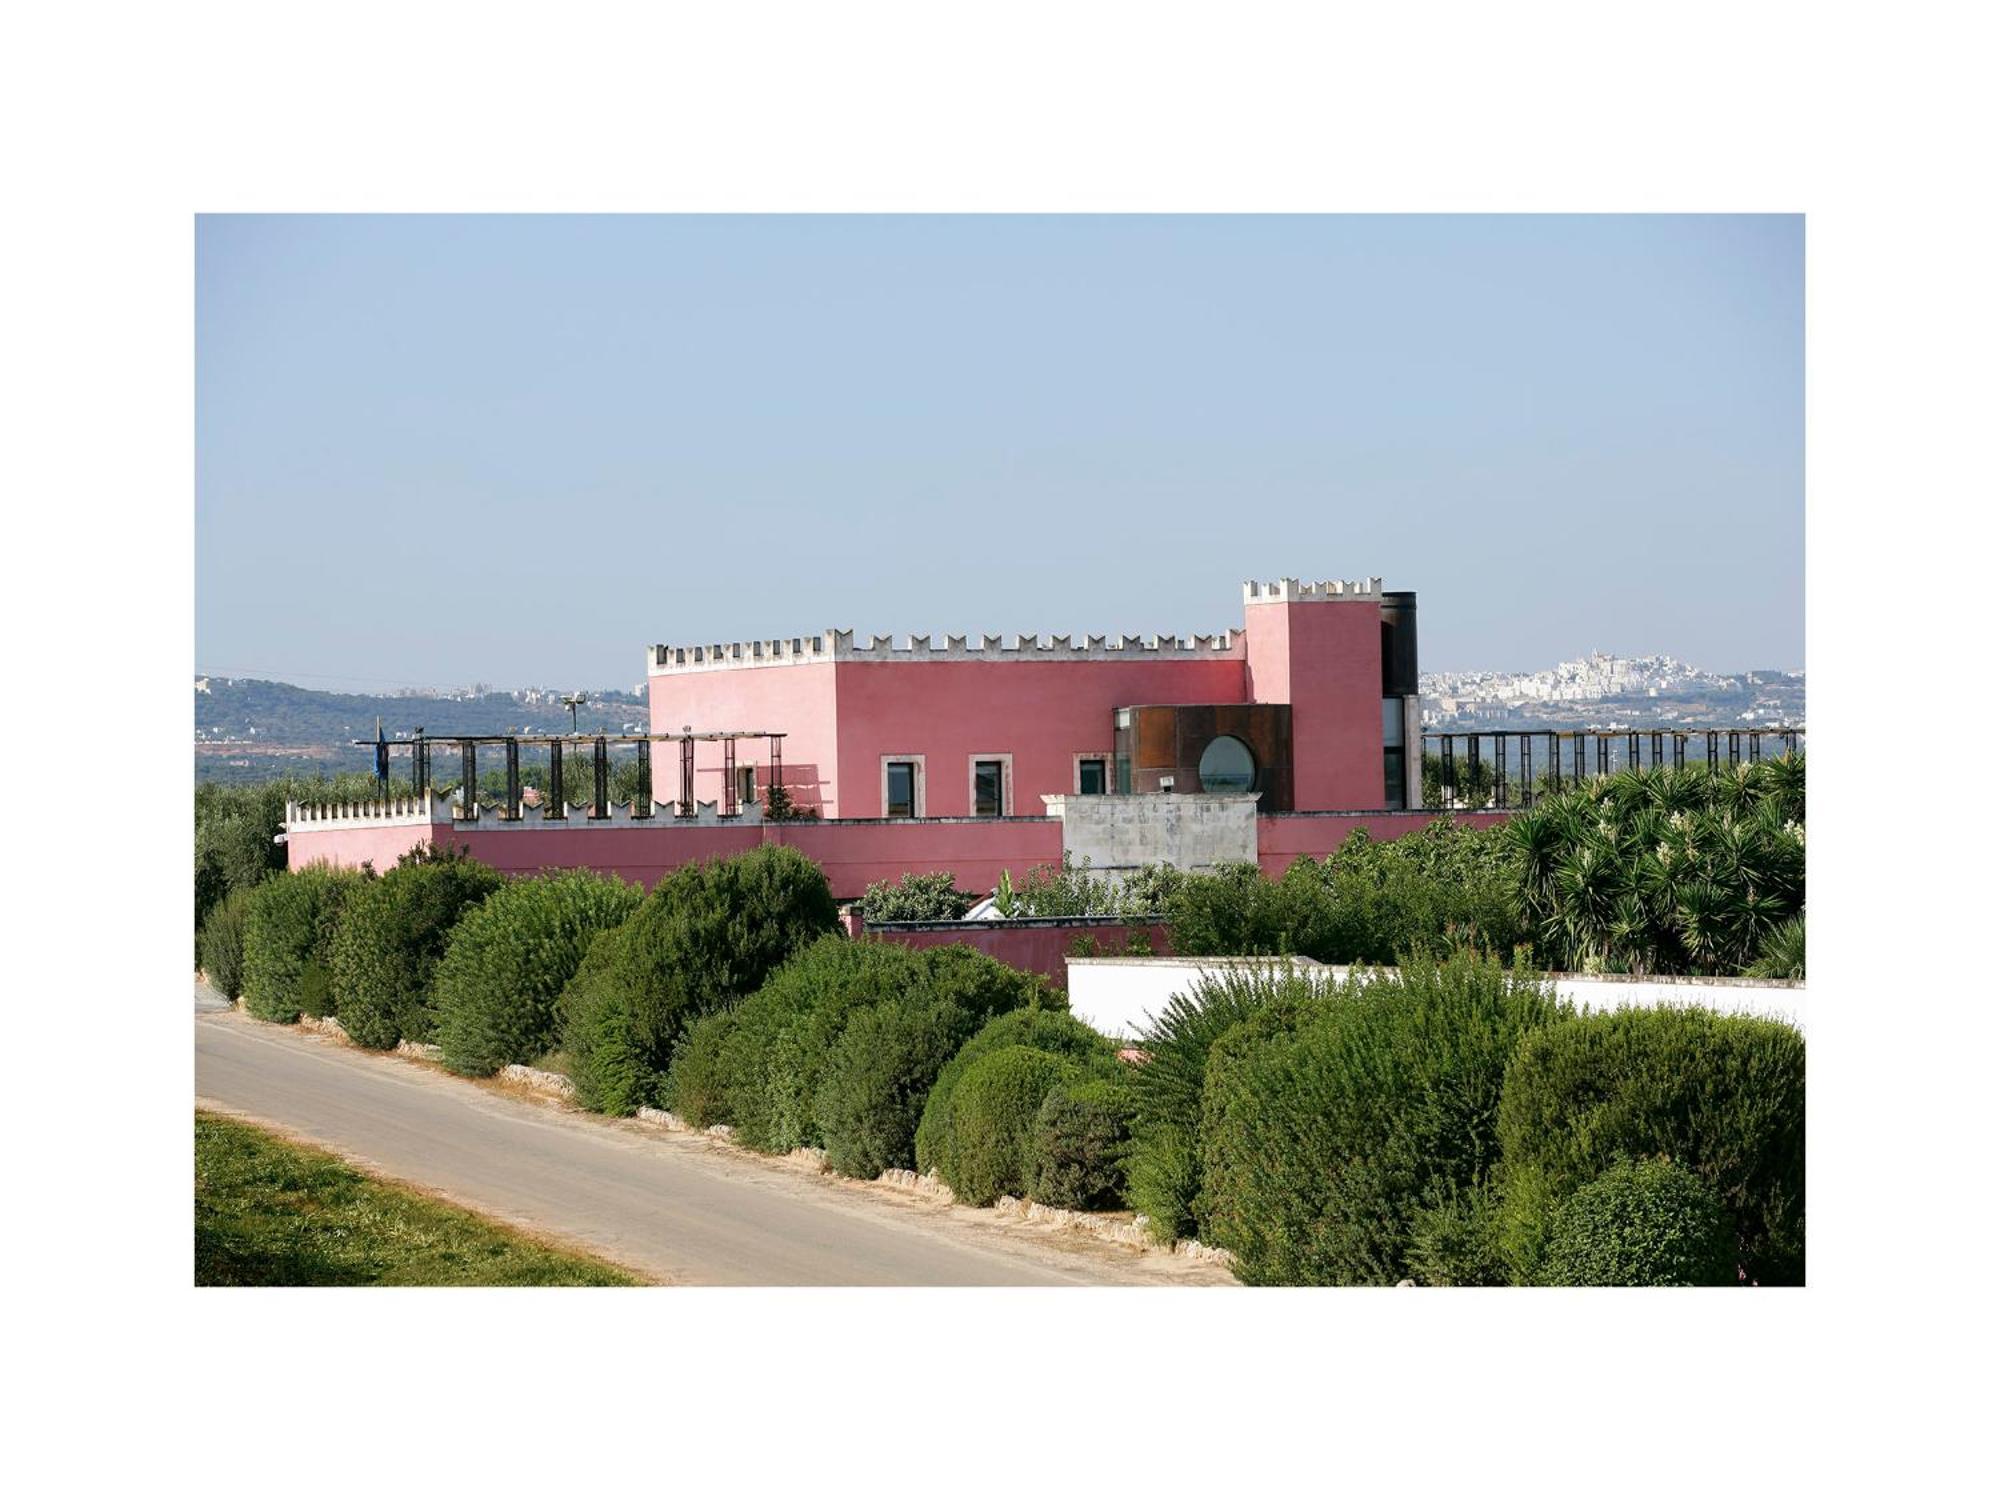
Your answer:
647;624;1248;675
1241;576;1384;605
284;792;764;832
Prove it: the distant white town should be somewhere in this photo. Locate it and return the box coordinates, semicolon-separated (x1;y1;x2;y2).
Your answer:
1422;652;1804;731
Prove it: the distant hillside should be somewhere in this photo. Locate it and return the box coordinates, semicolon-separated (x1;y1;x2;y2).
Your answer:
195;677;650;783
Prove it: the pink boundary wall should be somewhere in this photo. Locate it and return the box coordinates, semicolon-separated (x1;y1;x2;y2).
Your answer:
286;808;1509;898
862;920;1172;988
285;813;1061;901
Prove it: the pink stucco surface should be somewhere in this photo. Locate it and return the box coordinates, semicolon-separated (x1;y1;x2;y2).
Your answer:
866;921;1170;987
648;660;840;814
1245;599;1385;811
772;817;1061;899
831;658;1247;818
1254;811;1512;876
288;812;1062;901
284;820;445;874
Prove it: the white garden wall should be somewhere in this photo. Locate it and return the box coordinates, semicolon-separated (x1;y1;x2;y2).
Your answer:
1065;956;1805;1042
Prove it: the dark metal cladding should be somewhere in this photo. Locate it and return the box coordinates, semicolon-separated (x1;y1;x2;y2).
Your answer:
1379;591;1419;698
592;737;609;819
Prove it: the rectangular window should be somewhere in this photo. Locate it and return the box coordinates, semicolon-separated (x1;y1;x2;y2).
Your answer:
1116;754;1132;794
738;765;756;807
885;761;916;817
1078;758;1106;795
973;759;1004;817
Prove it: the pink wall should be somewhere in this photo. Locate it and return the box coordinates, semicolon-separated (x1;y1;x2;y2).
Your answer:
866;921;1170;987
648;661;839;814
771;816;1061;899
833;658;1248;818
1245;598;1384;811
1254;811;1512;877
284;819;444;873
288;811;1062;901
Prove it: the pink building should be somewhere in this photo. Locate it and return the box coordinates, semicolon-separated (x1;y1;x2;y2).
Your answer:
285;576;1479;900
647;576;1422;819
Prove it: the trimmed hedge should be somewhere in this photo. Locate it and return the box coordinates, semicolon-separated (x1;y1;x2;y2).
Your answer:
1540;1158;1737;1287
559;845;838;1113
668;938;1054;1168
560;933;653;1116
432;870;641;1077
326;848;503;1050
1197;952;1563;1285
813;997;974;1180
930;1045;1084;1206
199;887;254;1002
702;936;920;1153
1497;1006;1806;1285
1030;1076;1136;1210
241;866;368;1023
914;1007;1112;1177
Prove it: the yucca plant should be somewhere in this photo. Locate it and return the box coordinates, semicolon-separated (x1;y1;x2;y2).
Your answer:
1508;756;1804;976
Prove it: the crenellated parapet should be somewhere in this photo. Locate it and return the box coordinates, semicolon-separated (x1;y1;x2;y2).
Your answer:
284;792;764;831
1242;577;1383;605
286;793;449;829
649;626;1246;675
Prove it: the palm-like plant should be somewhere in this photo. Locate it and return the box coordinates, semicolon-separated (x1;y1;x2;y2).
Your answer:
1517;757;1805;976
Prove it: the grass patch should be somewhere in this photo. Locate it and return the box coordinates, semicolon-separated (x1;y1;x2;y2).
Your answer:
194;1111;641;1285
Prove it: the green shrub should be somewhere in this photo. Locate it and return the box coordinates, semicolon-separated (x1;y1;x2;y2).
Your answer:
664;1009;737;1127
1030;1076;1136;1210
1497;1005;1805;1285
561;972;653;1117
915;1006;1108;1176
1406;1183;1509;1287
912;942;1056;1020
432;870;641;1077
1124;963;1327;1243
858;871;976;924
558;844;838;1112
1540;1158;1737;1286
1190;994;1330;1251
1164;823;1528;966
297;961;335;1019
710;936;921;1153
241;865;367;1023
813;998;975;1179
693;938;1055;1161
932;1046;1084;1206
326;848;503;1049
199;888;254;1001
1198;952;1563;1285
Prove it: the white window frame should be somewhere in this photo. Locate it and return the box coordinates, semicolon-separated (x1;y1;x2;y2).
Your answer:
880;753;926;818
736;763;757;808
1073;750;1113;795
967;752;1014;818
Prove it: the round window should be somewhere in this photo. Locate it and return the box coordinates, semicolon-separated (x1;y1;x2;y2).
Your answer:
1198;734;1257;794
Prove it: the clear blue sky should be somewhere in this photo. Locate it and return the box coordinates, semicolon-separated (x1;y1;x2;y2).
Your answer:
196;215;1802;691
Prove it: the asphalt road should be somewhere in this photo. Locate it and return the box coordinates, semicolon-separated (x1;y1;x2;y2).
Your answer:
194;1000;1227;1287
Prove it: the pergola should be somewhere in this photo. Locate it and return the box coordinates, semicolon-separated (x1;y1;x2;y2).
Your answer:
353;727;787;820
